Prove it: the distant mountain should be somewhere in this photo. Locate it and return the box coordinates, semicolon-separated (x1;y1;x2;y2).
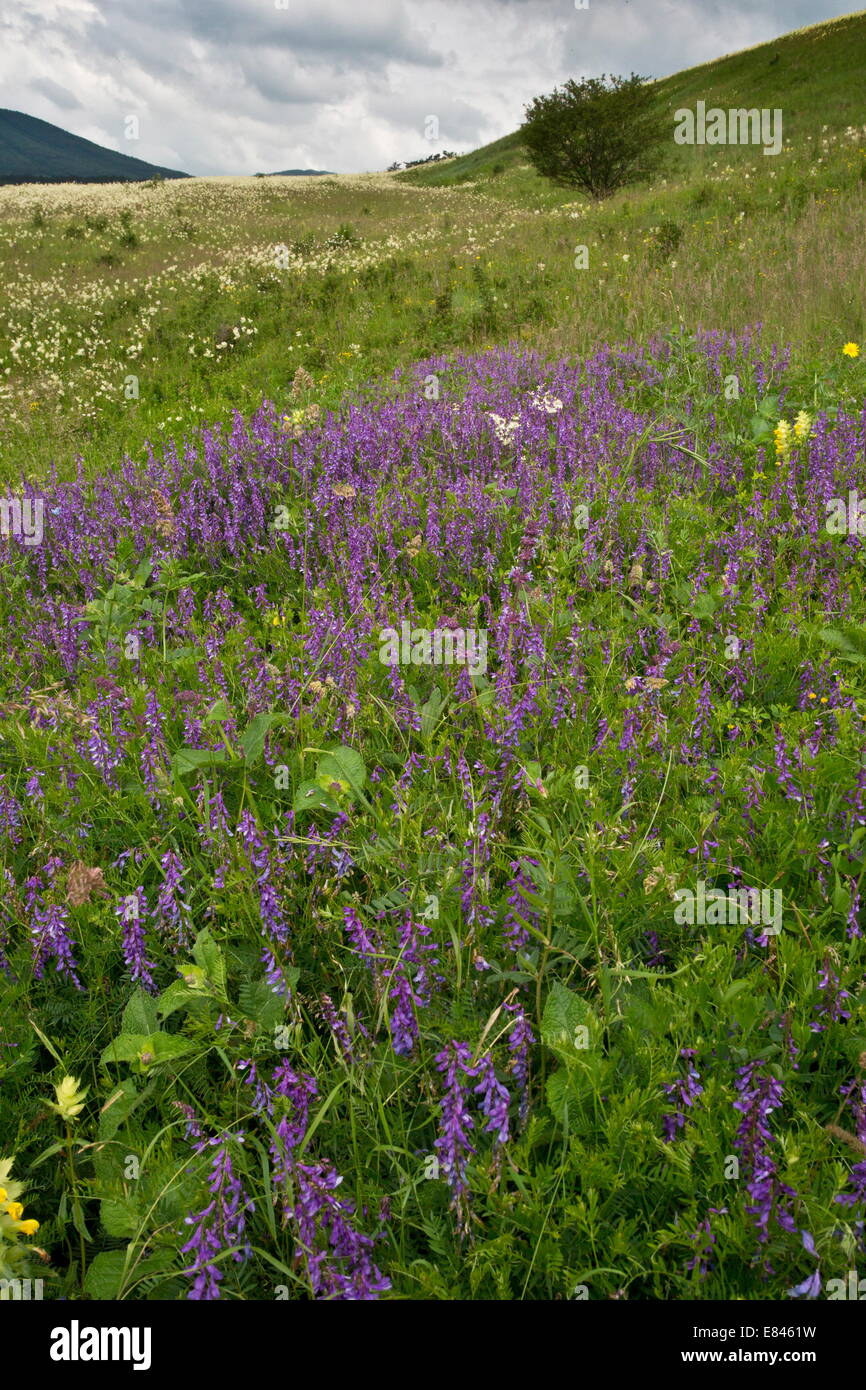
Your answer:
0;109;189;185
260;169;335;177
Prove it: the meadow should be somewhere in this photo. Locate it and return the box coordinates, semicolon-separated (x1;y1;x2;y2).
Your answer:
1;11;866;1303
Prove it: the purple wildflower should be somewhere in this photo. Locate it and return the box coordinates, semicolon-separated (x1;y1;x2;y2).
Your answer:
662;1048;704;1142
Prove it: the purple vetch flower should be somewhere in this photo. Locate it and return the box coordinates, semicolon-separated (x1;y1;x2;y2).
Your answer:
434;1041;479;1231
116;886;156;991
236;810;293;994
502;858;539;954
810;955;851;1032
505;1001;534;1127
0;774;23;844
25;859;81;987
318;993;368;1065
384;913;439;1057
733;1061;799;1250
787;1230;822;1300
292;1161;391;1300
459;808;496;930
238;1059;390;1299
644;930;667;969
474;1056;511;1146
781;1011;800;1070
661;1048;704;1142
687;1206;727;1277
343;905;385;995
154;850;192;949
236;1058;275;1116
266;1061;319;1192
181;1131;255;1300
833;1078;866;1245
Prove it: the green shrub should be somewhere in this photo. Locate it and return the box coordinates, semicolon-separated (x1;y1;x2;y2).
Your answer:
521;73;667;199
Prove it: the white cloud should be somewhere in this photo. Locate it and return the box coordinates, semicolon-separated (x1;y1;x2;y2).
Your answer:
0;0;857;174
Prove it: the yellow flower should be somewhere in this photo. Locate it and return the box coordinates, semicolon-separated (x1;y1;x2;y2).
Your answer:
842;342;860;358
793;410;812;442
48;1075;88;1122
773;419;792;461
0;1188;6;1203
807;692;817;700
16;1219;39;1235
6;1202;23;1221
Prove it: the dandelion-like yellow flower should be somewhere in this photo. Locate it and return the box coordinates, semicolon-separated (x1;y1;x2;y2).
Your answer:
793;410;812;442
842;342;860;358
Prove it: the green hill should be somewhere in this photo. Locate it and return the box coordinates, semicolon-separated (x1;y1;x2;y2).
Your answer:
399;8;866;189
0;108;189;184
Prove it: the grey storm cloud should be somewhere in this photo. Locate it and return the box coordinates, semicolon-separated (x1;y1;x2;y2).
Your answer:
0;0;859;175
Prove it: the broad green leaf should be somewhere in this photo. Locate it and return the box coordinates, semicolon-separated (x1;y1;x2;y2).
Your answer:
204;699;232;723
157;979;205;1019
100;1197;139;1240
241;711;280;765
293;779;341;813
170;747;232;777
84;1249;130;1300
191;928;227;995
122;987;161;1037
98;1079;143;1140
101;1033;152;1066
149;1033;197;1063
541;981;598;1057
316;745;366;793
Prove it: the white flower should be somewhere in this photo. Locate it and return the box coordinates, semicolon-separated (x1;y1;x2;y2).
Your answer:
529;391;563;415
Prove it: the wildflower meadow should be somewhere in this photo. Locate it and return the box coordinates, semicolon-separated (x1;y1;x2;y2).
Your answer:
1;5;866;1350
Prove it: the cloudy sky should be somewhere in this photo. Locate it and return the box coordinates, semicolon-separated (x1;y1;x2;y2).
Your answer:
0;0;859;175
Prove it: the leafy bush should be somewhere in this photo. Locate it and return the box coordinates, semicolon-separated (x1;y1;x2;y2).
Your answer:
520;73;667;199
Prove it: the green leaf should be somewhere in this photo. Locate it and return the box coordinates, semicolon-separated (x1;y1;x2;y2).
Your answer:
420;687;447;741
241;712;281;765
191;928;227;995
170;747;233;777
293;779;341;813
101;1032;197;1067
316;745;367;793
690;591;719;620
84;1249;130;1300
101;1033;152;1065
819;626;866;665
156;979;204;1019
149;1033;198;1063
100;1197;139;1239
122;987;161;1037
98;1079;144;1140
541;981;598;1057
205;699;232;723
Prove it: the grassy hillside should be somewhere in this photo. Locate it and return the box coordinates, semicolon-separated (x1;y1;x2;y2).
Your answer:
400;8;866;191
0;109;189;184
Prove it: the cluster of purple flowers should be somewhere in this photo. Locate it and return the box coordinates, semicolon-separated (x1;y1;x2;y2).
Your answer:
434;1039;513;1232
236;1057;391;1299
732;1062;813;1273
661;1048;704;1142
